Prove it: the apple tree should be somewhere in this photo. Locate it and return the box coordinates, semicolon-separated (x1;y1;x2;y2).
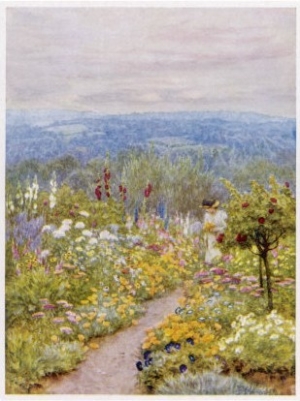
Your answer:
218;176;295;311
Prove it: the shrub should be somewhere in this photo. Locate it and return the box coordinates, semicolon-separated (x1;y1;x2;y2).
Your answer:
154;371;272;395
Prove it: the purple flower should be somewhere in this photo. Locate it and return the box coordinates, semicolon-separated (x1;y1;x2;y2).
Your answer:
60;326;73;335
210;267;227;275
194;270;209;278
179;364;188;373
32;312;45;319
244;276;258;283
221;277;232;284
43;303;56;310
52;317;65;324
240;286;253;293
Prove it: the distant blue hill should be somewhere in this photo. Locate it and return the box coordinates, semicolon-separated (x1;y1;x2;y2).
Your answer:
6;109;296;167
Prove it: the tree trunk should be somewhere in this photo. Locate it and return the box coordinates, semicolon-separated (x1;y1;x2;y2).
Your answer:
261;253;273;311
258;256;264;288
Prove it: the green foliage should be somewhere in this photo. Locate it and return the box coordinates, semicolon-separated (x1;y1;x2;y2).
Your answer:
219;176;295;311
154;371;272;395
6;325;85;394
220;176;295;251
218;311;295;374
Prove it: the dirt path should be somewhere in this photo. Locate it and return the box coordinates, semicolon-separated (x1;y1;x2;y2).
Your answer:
44;287;183;394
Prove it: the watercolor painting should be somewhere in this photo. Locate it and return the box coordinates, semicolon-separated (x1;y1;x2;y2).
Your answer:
4;2;296;397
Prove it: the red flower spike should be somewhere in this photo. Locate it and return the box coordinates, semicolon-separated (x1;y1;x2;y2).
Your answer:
269;208;275;214
270;198;277;204
258;217;265;224
242;202;249;208
144;189;150;198
95;187;102;200
119;185;123;192
123;187;127;194
216;233;225;243
105;184;109;190
285;182;290;188
106;192;110;198
123;195;127;201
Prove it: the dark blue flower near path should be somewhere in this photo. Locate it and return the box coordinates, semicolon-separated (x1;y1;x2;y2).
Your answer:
179;364;188;373
136;361;143;371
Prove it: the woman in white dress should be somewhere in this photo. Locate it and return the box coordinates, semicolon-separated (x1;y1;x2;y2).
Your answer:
202;199;227;265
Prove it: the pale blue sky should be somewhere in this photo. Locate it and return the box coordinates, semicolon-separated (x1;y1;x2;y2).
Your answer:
6;6;296;117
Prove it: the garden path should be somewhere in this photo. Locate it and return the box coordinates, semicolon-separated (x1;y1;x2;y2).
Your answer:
44;286;184;394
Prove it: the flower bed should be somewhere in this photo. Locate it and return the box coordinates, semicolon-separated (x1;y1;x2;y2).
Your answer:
136;242;295;395
5;186;200;393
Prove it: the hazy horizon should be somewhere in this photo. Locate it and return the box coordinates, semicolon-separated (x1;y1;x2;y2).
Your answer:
6;7;296;118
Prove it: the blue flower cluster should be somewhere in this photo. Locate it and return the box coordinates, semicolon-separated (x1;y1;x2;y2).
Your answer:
13;212;44;251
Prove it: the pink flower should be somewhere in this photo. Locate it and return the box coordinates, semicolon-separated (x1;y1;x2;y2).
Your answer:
240;286;253;293
210;267;227;275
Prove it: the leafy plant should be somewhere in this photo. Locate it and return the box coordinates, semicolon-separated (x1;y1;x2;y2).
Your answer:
219;176;295;311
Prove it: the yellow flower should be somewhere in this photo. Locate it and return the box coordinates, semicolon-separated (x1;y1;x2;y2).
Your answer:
202;333;215;343
83;322;91;328
142;341;151;349
97;314;106;323
103;321;110;327
51;335;59;343
178;297;187;307
89;342;99;349
90;287;98;292
87;312;97;320
129;309;134;316
78;334;85;342
214;323;222;331
80;300;89;305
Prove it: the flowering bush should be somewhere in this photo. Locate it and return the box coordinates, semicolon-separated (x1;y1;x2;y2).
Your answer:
218;311;295;374
219;177;296;311
5;176;201;393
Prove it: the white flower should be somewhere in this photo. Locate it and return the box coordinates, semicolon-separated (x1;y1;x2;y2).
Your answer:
289;334;295;342
42;225;54;233
79;211;90;217
75;236;85;243
219;343;226;351
49;193;56;209
62;219;73;226
270;334;279;340
99;230;118;241
257;329;266;336
235;346;244;355
225;337;234;345
116;257;126;265
82;230;93;237
75;222;85;229
75;246;83;252
40;249;50;259
88;238;98;245
53;230;66;239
